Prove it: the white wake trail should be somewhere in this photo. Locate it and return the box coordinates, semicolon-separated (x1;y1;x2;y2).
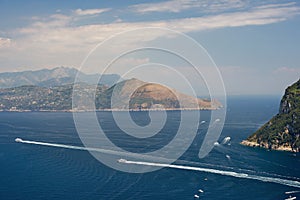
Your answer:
119;159;300;189
15;137;134;157
15;138;300;189
14;138;174;163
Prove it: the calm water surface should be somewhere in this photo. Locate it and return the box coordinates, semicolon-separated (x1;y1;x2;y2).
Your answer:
0;96;299;200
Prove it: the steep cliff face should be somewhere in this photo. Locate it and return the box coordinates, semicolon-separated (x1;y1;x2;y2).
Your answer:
242;79;300;152
280;80;300;114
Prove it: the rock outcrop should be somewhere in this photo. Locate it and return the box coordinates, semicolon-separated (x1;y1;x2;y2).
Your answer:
242;79;300;152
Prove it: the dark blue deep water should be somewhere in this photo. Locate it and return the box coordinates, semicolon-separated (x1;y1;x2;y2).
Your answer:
0;96;300;200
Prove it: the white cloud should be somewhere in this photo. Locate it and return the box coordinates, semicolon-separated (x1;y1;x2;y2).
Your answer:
0;2;299;75
74;8;111;16
18;2;299;38
255;2;297;9
130;0;248;14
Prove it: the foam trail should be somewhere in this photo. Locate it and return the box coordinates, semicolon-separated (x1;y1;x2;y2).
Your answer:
119;159;300;189
15;138;174;163
15;138;137;158
16;138;300;188
286;191;300;194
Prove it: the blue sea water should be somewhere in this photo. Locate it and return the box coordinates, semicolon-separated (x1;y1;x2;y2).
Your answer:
0;95;300;200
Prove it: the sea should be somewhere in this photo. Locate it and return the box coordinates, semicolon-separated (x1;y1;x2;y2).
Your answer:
0;95;299;200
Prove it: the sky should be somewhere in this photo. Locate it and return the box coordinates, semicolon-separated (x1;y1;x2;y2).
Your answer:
0;0;299;95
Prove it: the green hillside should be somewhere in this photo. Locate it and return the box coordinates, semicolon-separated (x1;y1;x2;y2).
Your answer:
243;79;300;152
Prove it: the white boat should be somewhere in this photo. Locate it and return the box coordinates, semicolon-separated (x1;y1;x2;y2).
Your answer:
194;194;199;198
222;137;231;145
214;142;220;146
118;159;127;163
285;196;297;200
198;189;204;193
15;138;23;142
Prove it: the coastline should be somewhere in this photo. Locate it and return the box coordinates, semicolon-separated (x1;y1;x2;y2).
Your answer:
0;107;220;113
240;140;296;152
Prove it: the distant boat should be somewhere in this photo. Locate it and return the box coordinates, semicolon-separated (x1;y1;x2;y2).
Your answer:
214;142;220;146
222;136;231;145
198;189;204;193
285;196;297;200
286;191;300;194
118;159;127;163
194;194;199;198
15;138;23;142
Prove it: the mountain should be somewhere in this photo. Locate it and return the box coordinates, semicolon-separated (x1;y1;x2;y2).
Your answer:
0;67;120;88
104;78;221;110
0;78;221;111
242;79;300;152
0;84;108;111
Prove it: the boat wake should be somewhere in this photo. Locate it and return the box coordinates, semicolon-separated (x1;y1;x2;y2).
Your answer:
15;138;135;157
15;138;300;189
118;159;300;189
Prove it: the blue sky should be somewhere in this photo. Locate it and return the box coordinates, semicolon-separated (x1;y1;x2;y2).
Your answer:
0;0;299;95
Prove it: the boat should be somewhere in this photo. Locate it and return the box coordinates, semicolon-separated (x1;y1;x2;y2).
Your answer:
194;194;199;198
198;189;204;193
118;159;127;163
222;137;231;145
285;196;297;200
15;138;23;142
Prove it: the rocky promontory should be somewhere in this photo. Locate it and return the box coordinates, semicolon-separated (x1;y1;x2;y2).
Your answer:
242;79;300;152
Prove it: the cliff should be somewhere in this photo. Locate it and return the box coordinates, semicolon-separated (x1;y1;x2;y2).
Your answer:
241;79;300;152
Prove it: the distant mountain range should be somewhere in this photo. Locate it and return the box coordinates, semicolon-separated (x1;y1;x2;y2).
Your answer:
0;68;221;111
242;79;300;152
0;67;120;88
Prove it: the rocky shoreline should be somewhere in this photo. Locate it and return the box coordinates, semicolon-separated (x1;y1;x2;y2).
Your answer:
242;79;300;153
240;140;297;152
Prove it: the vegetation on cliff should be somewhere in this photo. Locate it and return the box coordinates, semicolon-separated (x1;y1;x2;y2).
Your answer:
243;79;300;152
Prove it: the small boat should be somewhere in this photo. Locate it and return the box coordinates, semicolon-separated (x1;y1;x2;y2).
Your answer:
214;142;220;146
285;196;297;200
222;137;231;145
285;191;300;194
194;194;199;198
15;138;23;142
118;159;127;163
198;189;204;193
